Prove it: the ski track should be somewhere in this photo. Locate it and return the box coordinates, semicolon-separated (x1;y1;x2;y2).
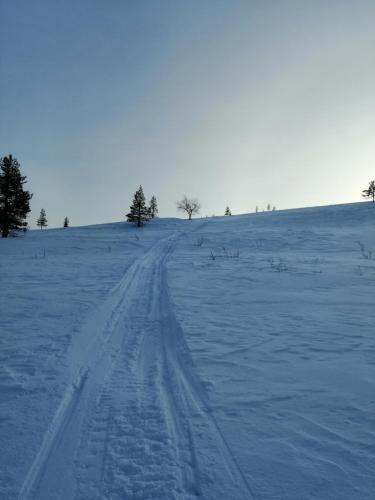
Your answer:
20;224;254;500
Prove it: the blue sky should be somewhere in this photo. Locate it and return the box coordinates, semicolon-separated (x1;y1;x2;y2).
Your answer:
1;0;374;227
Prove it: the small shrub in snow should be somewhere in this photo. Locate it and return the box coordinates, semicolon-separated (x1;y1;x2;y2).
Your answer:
357;241;372;260
33;248;46;259
268;257;288;272
254;238;266;249
222;247;239;258
209;247;239;261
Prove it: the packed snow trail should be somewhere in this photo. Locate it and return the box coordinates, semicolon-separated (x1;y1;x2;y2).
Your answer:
20;227;254;500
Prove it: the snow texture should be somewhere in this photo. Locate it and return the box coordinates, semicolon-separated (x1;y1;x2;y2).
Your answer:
0;203;374;499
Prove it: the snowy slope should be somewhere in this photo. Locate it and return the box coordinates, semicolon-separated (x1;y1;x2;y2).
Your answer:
1;203;374;499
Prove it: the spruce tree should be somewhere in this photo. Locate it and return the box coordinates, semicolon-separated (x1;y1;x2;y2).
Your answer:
37;208;48;229
225;206;231;216
127;186;150;227
0;154;33;238
149;195;158;218
63;216;69;227
362;180;375;202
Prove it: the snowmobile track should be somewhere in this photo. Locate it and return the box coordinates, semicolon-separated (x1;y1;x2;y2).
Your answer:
20;227;254;500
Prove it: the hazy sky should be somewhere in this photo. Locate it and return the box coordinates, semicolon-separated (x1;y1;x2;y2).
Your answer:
1;0;374;227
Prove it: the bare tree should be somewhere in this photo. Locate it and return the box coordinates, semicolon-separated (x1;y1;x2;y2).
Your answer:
176;196;201;220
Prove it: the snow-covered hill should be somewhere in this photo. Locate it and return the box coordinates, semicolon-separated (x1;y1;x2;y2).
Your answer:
1;203;374;499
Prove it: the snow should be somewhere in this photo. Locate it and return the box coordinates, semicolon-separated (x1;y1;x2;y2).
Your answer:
1;203;374;499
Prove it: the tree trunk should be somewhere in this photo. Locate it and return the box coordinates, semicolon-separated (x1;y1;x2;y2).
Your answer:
2;198;9;237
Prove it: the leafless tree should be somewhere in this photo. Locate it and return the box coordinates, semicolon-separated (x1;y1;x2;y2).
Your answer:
176;196;201;220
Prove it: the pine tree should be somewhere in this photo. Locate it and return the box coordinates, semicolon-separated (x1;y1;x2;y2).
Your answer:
37;208;48;229
267;203;271;211
149;195;158;218
127;186;150;227
225;206;231;216
0;154;33;238
255;206;259;213
362;180;375;202
63;216;69;227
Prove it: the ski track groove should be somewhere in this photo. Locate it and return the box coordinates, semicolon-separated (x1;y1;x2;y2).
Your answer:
19;224;255;500
159;244;255;500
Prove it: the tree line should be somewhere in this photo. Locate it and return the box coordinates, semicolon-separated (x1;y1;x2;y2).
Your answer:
126;187;201;226
1;154;374;237
126;186;158;227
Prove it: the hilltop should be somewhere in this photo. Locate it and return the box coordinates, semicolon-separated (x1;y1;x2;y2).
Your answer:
1;202;374;499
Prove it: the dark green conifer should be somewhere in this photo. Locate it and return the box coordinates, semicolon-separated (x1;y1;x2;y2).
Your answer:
149;195;158;218
0;155;32;238
127;186;150;227
362;180;375;202
37;208;48;229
